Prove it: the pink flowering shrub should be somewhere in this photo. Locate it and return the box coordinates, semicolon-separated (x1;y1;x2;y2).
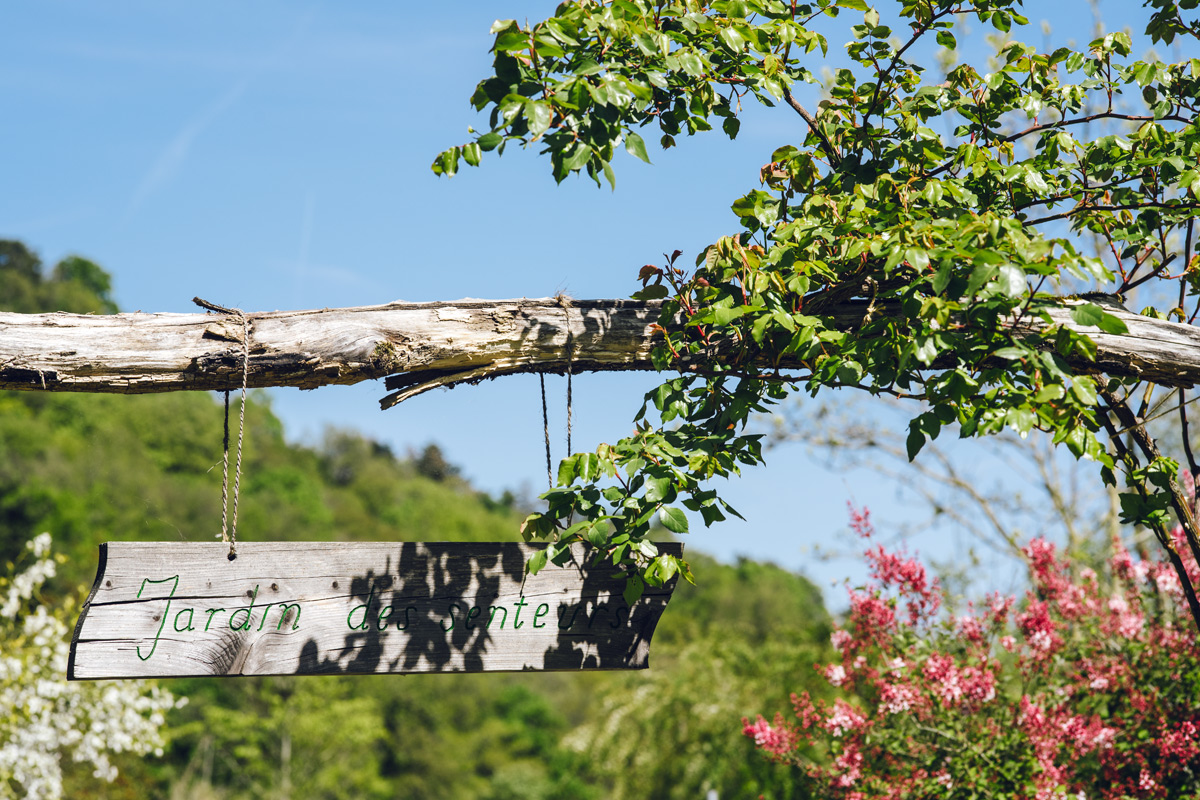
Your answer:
743;507;1200;799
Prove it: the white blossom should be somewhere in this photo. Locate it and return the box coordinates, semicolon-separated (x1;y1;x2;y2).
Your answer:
0;534;182;799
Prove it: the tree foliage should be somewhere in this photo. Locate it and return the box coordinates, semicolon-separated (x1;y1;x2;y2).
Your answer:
437;0;1200;623
0;240;116;315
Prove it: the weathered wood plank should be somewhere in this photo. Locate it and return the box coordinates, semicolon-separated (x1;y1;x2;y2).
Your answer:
69;541;681;679
4;296;1200;406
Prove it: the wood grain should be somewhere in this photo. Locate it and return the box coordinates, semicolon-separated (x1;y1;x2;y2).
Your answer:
69;541;681;679
4;296;1199;408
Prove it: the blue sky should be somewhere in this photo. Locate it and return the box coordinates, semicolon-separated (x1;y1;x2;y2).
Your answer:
1;1;1177;600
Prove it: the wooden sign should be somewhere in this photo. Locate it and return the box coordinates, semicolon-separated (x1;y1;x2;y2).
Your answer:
68;541;681;679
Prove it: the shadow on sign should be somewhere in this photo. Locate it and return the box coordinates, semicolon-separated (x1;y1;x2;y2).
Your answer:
294;541;679;674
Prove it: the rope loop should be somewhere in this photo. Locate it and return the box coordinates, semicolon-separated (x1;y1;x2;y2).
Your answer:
540;296;576;491
195;297;250;560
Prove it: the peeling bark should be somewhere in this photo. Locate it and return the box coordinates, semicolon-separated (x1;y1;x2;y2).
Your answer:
2;297;1199;408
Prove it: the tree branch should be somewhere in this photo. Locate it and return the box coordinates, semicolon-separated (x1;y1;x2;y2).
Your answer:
1001;111;1191;143
1096;398;1200;629
1024;203;1200;227
4;297;1200;403
781;87;841;166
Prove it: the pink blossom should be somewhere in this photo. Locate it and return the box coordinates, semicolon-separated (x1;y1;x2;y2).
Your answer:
831;629;853;652
1168;525;1200;589
1160;720;1200;760
742;714;796;757
956;614;984;643
961;664;997;704
1024;538;1094;618
823;699;867;737
848;504;873;539
1056;713;1115;753
878;680;920;715
1017;601;1061;655
825;664;848;687
864;543;941;624
831;742;864;787
1138;770;1156;792
1000;635;1016;652
1110;537;1135;580
988;593;1015;625
848;590;897;646
1018;695;1045;726
922;653;964;706
1154;566;1180;595
1106;594;1145;638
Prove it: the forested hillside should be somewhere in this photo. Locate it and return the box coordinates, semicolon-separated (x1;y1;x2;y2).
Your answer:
0;240;833;799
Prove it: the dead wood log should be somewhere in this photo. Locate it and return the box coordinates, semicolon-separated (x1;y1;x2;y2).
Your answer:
2;297;1198;408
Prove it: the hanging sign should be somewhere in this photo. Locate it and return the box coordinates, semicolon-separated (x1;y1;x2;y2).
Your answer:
68;541;681;679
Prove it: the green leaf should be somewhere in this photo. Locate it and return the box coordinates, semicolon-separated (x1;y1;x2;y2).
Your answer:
476;132;503;151
1063;425;1087;457
588;522;609;547
906;425;925;461
1072;376;1098;406
494;29;529;53
996;264;1027;297
563;143;593;172
574;58;604;76
525;101;553;138
637;539;659;559
557;454;580;486
1096;311;1129;335
623;575;645;605
625;131;652;163
644;475;672;503
602;159;616;190
719;26;746;51
906;247;930;271
433;148;460;177
1033;384;1065;403
914;336;939;365
1071;302;1127;334
527;548;549;576
658;506;689;533
633;284;669;300
655;554;678;582
461;142;482;167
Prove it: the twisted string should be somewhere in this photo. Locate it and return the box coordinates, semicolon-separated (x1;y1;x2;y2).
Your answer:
230;312;249;558
565;324;573;459
195;297;250;560
540;374;552;488
221;390;231;543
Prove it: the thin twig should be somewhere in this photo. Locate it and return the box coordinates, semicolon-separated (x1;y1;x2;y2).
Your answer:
1179;389;1199;486
1001;111;1190;143
1097;399;1200;630
782;87;841;166
1025;203;1200;227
